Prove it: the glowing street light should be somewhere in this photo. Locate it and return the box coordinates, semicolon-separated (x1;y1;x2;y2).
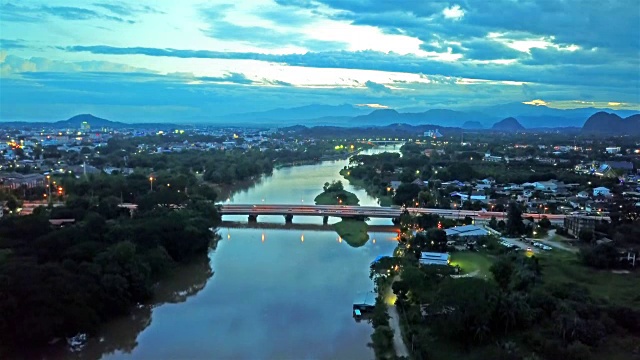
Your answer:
149;176;154;191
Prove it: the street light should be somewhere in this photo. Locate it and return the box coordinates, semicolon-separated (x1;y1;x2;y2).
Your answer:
149;176;154;191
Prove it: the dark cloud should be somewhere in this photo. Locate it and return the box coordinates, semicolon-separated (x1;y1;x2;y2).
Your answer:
0;39;27;50
93;3;165;16
62;45;640;92
199;6;346;51
365;80;391;93
300;0;639;59
199;73;255;85
0;2;134;23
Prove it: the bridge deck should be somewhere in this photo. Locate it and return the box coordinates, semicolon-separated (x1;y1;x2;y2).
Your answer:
219;204;584;222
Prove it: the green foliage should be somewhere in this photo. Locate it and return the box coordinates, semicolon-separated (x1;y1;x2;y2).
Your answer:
393;183;421;206
0;176;219;351
315;183;359;206
506;202;525;236
579;243;621;269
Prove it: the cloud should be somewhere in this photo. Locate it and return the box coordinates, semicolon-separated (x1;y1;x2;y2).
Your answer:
1;2;134;23
442;5;464;20
198;72;255;85
365;80;391;93
0;39;27;50
92;2;165;16
199;5;347;51
1;54;156;76
62;45;640;92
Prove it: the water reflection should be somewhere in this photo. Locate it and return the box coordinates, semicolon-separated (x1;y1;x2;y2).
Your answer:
60;256;213;360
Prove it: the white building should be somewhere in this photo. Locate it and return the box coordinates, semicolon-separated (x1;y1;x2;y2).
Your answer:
534;181;558;192
605;147;621;154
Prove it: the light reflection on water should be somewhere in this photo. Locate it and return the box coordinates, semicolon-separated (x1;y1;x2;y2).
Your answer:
70;146;400;360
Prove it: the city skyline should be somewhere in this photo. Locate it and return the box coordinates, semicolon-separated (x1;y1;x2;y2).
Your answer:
1;0;639;122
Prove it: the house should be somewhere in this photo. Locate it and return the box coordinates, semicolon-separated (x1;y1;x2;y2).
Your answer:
389;181;402;191
450;192;488;202
577;191;589;199
593;187;610;197
534;181;558;192
596;161;634;177
411;178;428;187
419;252;450;266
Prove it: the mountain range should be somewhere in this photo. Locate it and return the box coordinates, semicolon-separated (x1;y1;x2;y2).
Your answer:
3;103;639;134
216;102;638;128
582;112;640;135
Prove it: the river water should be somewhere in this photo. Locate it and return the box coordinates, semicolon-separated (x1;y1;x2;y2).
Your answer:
69;146;400;360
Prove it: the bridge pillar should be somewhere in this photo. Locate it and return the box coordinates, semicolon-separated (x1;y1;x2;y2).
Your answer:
323;216;329;225
248;214;258;222
284;214;293;224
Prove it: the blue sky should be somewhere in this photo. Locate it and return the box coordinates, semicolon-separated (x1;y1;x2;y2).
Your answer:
1;0;639;122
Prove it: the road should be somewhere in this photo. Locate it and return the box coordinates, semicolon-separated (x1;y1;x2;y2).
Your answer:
387;305;410;358
219;204;590;223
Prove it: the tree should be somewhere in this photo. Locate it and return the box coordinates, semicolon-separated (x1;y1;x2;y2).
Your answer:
5;196;19;213
393;183;421;206
506;202;525;236
489;216;498;229
490;256;515;291
538;216;551;229
578;229;594;243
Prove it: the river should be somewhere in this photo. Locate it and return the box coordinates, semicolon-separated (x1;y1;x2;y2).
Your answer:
67;145;401;360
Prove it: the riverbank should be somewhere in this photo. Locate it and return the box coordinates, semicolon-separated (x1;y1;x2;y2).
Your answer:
339;169;393;207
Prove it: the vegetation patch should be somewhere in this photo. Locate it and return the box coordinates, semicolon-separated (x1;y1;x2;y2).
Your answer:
333;219;369;247
539;251;640;307
449;251;495;277
340;169;393;206
314;180;360;205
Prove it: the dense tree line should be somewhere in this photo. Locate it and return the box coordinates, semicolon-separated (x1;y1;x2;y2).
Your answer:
0;176;220;354
393;252;640;360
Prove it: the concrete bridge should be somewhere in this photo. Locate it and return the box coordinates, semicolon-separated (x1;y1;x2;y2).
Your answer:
218;204;576;224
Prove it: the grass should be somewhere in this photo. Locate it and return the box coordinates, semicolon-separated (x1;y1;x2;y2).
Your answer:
314;189;360;205
537;250;640;307
449;251;495;277
333;219;369;247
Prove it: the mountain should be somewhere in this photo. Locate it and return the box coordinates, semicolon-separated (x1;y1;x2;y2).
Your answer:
466;102;639;128
491;117;525;132
582;112;640;134
462;121;484;129
348;108;494;127
221;104;372;123
56;114;120;128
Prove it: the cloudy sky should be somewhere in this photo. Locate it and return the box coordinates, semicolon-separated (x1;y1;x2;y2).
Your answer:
1;0;639;122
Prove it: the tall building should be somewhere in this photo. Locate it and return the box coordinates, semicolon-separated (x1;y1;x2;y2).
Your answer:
81;121;90;132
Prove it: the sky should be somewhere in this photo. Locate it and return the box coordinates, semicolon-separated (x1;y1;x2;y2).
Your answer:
1;0;639;122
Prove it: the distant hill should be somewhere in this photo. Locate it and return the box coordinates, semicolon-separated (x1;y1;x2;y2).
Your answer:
462;121;484;129
221;104;372;123
56;114;120;128
491;117;525;132
582;112;640;135
2;114;176;129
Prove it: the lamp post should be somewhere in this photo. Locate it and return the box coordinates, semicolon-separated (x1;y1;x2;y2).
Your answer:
149;176;154;191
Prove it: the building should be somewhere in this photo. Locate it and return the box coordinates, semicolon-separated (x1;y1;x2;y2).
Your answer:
423;129;443;138
0;173;45;189
419;252;450;266
593;187;610;197
605;147;620;154
483;153;503;162
450;192;488;202
596;161;634;177
534;181;558;192
564;215;596;236
445;225;490;241
80;121;90;132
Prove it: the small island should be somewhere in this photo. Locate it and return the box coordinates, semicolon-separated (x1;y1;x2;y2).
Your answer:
314;181;369;247
314;180;359;205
